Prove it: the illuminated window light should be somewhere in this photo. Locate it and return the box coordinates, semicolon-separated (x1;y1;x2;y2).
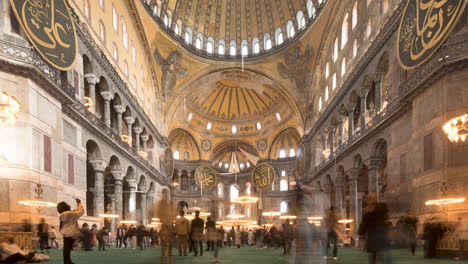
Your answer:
256;122;262;130
207;122;212;130
276;113;281;121
246;162;250;168
240;163;245;169
232;125;237;134
281;170;286;177
289;148;296;157
425;198;465;205
218;162;223;167
224;163;229;169
279;149;286;158
187;112;193;120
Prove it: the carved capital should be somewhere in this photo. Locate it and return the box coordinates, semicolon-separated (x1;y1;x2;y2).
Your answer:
101;91;112;101
111;170;125;181
84;73;98;85
134;126;143;134
114;105;125;114
89;159;107;172
124;116;135;125
141;135;149;142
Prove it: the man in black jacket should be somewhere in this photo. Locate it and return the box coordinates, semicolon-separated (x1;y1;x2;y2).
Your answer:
191;211;204;257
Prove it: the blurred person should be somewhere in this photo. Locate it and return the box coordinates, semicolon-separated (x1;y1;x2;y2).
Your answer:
358;193;390;264
136;221;146;251
0;234;49;263
37;218;50;253
175;210;190;256
129;226;137;249
191;210;204;257
235;226;242;248
322;206;339;260
57;198;84;264
206;217;216;251
80;223;92;251
116;224;126;248
423;217;446;258
213;226;225;263
96;226;109;251
155;188;176;263
401;210;419;255
283;219;295;256
248;229;254;246
90;224;98;248
49;226;60;249
228;227;235;248
453;217;468;260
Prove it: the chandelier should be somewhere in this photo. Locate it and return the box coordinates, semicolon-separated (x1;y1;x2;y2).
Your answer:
262;211;281;217
425;198;466;206
338;219;354;224
232;195;259;204
217;220;256;226
0;91;21;125
227;213;246;219
120;220;137;224
279;215;297;220
83;97;93;111
443;114;468;142
19;184;57;212
0;155;7;165
98;204;119;221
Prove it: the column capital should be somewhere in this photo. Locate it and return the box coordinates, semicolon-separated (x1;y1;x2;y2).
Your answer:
141;135;149;142
127;178;137;188
347;168;361;181
101;91;112;101
139;187;148;193
369;158;383;168
84;73;98;85
89;159;107;172
114;105;125;114
124;116;134;125
106;193;116;201
111;170;125;181
134;126;143;134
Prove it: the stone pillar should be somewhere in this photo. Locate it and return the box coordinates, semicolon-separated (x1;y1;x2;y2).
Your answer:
114;105;124;137
374;77;383;111
360;95;367;131
90;160;107;216
323;183;332;210
134;127;143;150
328;129;335;155
128;179;137;220
338;120;345;146
139;187;147;224
177;171;182;191
84;74;98;112
146;191;155;220
348;169;360;236
141;135;149;152
368;159;381;198
335;184;344;218
348;108;354;140
107;194;116;234
101;91;112;128
124;117;134;145
111;171;125;220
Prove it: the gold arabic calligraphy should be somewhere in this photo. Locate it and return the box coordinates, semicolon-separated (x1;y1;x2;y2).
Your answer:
397;0;466;69
195;166;216;190
10;0;77;70
252;164;275;190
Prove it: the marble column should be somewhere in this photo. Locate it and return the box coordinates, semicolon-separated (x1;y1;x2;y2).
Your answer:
360;95;367;131
335;184;344;218
101;91;112;128
111;171;125;220
177;171;182;191
107;194;116;234
124;117;134;145
141;135;149;152
139;187;147;223
348;169;360;236
323;183;332;210
368;159;381;198
134;126;143;150
128;179;137;221
114;105;124;137
374;78;382;111
347;108;354;140
90;160;108;216
146;191;155;220
328;130;335;155
84;74;98;113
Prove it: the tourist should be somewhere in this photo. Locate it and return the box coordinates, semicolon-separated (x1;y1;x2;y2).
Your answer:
116;224;126;248
191;210;204;257
206;216;216;251
80;223;92;251
155;188;176;263
283;219;295;256
235;226;242;248
49;226;60;249
322;206;339;260
223;229;228;247
358;193;390;264
175;210;190;256
57;198;84;264
453;217;468;259
96;226;109;251
0;234;49;263
423;217;446;258
37;218;50;253
90;224;98;249
228;227;235;248
213;226;225;263
136;221;146;251
401;210;419;255
248;229;254;246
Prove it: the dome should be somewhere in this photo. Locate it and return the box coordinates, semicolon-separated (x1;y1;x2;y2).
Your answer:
168;128;201;160
141;0;328;59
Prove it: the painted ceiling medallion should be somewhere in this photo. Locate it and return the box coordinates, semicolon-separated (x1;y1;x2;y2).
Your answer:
201;140;211;151
257;139;267;151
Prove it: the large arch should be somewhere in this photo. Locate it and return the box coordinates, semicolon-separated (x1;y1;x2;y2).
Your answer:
168;128;201;160
268;127;301;159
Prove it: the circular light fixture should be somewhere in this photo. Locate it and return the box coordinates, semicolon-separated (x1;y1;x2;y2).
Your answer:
279;215;297;219
307;216;323;221
227;213;246;219
425;198;466;206
262;211;282;217
338;219;354;224
232;196;259;204
0;91;21;125
443;114;468;142
19;200;57;209
120;220;137;224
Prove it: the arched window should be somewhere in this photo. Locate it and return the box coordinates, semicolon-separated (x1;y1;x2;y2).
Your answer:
185;27;193;44
173;151;180;160
280;201;288;213
325;86;329;101
195;33;203;49
280;180;288;191
84;0;91;19
319;96;323;111
122;17;128;49
281;170;286;177
341;13;349;48
98;0;104;9
99;20;106;43
163;14;168;26
382;0;389;13
218;39;225;55
218;204;224;218
366;18;372;37
352;2;358;29
286;20;295;38
297;11;306;29
230;185;239;201
184;151;189;160
229;41;237;56
275;28;283;45
353;39;358;58
174;19;182;35
279;149;286;158
325;62;330;78
307;0;315;19
252;38;260;54
112;4;118;32
246;182;252;195
204;37;213;53
124;61;129;76
332;73;337;90
152;6;158;16
113;42;118;61
341;58;346;77
333;38;339;62
166;10;172;26
289;148;296;157
264;33;272;50
241;40;248;56
132;43;136;64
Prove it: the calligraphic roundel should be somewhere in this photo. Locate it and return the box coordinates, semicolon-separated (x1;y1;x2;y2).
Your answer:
163;148;174;178
194;165;217;190
252;163;276;191
397;0;467;70
10;0;78;70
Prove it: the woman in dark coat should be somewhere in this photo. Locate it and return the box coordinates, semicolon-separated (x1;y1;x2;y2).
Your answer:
358;193;390;264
